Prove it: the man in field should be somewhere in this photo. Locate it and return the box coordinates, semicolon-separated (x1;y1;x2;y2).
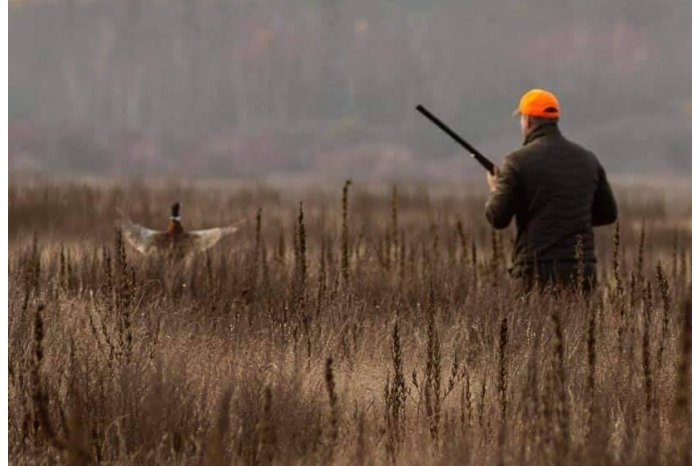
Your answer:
485;89;617;291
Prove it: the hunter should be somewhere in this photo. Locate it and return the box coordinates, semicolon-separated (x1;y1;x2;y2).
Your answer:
485;89;617;291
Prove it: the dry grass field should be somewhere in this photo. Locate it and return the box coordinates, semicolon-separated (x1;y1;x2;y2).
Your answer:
8;177;691;465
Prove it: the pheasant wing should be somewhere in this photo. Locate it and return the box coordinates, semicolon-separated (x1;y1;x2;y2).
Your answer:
189;224;240;252
121;218;162;255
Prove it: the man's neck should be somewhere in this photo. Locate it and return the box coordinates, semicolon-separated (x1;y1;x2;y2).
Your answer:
523;122;559;144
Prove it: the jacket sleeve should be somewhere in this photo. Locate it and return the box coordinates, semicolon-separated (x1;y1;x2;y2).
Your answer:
485;155;519;229
591;163;617;226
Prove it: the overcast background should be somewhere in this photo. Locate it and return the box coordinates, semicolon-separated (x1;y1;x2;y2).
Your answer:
9;0;690;183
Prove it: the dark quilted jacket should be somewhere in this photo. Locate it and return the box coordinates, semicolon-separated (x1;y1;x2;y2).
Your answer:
485;123;617;273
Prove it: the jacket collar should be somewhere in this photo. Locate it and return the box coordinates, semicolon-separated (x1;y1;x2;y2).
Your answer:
523;122;560;145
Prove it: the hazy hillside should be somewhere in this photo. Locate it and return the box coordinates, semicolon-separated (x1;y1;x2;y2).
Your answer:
9;0;690;180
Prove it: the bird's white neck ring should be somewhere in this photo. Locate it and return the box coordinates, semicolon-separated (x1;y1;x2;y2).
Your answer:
170;216;181;222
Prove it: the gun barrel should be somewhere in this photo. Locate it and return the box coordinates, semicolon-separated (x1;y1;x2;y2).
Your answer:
416;105;495;174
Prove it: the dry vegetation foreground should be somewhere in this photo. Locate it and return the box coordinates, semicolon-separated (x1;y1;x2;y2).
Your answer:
8;179;691;465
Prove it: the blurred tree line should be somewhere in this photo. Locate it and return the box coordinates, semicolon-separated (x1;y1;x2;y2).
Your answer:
9;0;690;178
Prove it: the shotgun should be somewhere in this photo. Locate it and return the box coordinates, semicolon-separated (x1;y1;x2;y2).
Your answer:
416;105;495;175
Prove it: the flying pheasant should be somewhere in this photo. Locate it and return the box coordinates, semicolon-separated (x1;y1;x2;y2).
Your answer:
120;202;239;258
